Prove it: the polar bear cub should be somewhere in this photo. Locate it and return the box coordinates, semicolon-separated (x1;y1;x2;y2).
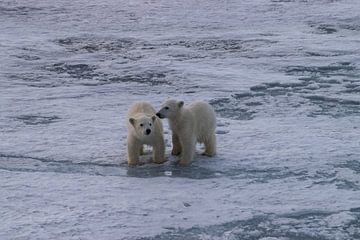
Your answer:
127;102;165;166
156;99;216;166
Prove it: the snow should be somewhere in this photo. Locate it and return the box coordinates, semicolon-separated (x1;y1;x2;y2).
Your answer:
1;0;360;239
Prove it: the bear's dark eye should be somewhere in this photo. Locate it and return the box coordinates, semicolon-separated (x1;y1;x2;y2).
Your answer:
165;106;169;110
149;123;152;126
140;124;143;127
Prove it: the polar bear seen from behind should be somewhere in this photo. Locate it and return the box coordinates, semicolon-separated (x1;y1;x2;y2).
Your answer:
156;99;216;166
127;102;165;166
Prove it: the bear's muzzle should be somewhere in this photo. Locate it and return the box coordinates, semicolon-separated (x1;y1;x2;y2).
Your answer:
156;112;164;119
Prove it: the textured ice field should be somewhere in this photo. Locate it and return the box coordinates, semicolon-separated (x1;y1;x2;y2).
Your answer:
1;0;360;239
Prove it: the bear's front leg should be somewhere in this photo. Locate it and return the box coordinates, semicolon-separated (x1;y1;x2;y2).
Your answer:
127;137;141;166
139;145;144;155
153;136;165;164
179;134;196;166
171;133;182;156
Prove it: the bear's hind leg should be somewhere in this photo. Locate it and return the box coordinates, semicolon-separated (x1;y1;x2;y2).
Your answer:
202;133;216;157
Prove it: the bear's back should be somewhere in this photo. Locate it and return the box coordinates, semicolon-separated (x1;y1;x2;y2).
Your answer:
187;101;216;135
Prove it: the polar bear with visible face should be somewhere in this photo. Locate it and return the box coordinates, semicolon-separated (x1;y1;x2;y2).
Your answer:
127;102;165;166
156;99;216;166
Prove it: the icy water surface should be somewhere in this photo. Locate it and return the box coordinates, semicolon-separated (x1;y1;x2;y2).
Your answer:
1;0;360;239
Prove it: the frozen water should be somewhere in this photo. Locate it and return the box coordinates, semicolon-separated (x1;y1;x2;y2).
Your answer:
1;0;360;239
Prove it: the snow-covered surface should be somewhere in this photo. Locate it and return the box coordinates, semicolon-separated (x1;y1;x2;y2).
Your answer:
1;0;360;239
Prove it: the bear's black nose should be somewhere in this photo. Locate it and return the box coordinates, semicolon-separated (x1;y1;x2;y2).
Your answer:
156;112;163;119
145;129;151;135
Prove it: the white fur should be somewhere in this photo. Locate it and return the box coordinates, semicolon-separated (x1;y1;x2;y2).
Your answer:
127;102;165;166
157;99;216;166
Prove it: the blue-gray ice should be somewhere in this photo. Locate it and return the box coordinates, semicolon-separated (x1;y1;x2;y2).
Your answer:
1;0;360;239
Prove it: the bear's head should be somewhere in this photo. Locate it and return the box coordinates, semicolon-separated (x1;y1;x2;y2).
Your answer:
129;115;157;138
156;99;184;119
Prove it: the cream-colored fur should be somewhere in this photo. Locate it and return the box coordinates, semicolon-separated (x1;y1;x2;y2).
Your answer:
127;102;165;166
156;99;216;166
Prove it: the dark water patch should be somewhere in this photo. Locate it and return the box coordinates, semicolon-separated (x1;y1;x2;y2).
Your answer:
141;210;358;240
311;178;337;187
344;83;360;93
12;54;41;61
215;129;229;134
128;164;306;181
305;95;360;105
250;84;267;92
305;51;323;57
285;62;357;77
210;97;231;105
211;81;315;120
211;90;296;120
344;83;359;88
261;81;308;88
271;0;296;2
310;23;337;34
335;160;360;174
178;39;244;51
336;179;360;191
14;115;61;125
0;153;118;167
6;73;63;88
350;207;360;213
210;97;256;120
281;210;332;219
132;156;315;181
162;38;276;57
280;62;360;117
105;71;171;86
0;153;222;179
126;164;222;179
340;23;360;31
211;62;360;120
17;64;173;87
0;153;121;176
45;63;99;79
55;36;143;60
0;153;312;181
227;167;309;183
37;93;93;101
0;5;43;16
232;92;253;99
245;101;263;106
55;36;138;53
184;90;197;94
312;170;337;180
338;16;360;31
304;95;360;118
22;83;62;88
304;50;352;57
317;79;341;84
250;81;312;96
310;170;360;190
166;52;207;61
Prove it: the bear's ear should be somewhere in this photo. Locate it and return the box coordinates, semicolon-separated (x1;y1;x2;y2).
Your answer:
178;101;184;108
151;115;156;122
129;118;136;126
